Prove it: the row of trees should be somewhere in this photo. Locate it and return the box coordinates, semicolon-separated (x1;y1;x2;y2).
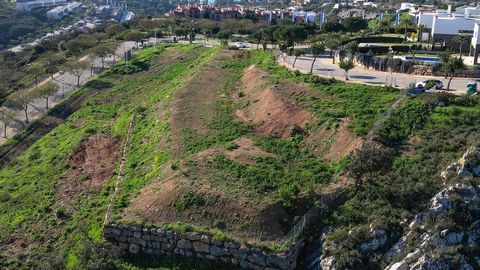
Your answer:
0;40;119;138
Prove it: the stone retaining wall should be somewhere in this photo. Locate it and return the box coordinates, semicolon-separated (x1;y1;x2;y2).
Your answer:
103;224;304;270
410;65;480;78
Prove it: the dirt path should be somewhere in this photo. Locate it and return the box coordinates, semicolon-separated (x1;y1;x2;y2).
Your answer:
104;115;136;225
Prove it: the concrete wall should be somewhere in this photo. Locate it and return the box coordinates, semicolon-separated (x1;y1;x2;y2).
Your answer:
103;224;304;270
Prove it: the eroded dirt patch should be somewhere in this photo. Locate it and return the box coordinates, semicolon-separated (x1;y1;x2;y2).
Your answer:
196;137;275;165
123;178;289;241
169;51;233;156
55;134;119;208
325;120;363;160
236;66;317;139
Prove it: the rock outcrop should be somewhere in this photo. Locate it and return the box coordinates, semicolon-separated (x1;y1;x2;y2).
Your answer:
385;145;480;270
441;144;480;181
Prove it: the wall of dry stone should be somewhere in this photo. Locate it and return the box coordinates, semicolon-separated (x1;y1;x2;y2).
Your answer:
103;224;304;270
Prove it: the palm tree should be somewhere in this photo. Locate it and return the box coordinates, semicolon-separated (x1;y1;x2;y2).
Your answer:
399;13;413;41
453;34;470;57
417;24;428;45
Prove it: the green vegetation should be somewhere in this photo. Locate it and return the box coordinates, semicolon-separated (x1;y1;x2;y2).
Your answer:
323;94;480;269
172;192;206;211
250;50;399;136
110;46;216;222
0;44;213;269
379;97;432;144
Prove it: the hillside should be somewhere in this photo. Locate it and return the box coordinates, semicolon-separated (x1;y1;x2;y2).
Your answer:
1;42;478;270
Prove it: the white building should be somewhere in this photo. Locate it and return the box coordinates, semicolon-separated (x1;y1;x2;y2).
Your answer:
470;23;480;64
47;5;67;19
16;0;67;12
430;14;480;49
400;3;417;11
46;2;81;20
412;5;480;49
291;11;316;23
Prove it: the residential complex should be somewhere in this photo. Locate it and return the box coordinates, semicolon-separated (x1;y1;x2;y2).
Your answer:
410;3;480;50
46;1;81;20
168;4;317;24
16;0;67;12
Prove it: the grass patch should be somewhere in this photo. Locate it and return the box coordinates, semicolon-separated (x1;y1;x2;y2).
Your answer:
172;192;206;211
249;50;400;136
0;44;205;269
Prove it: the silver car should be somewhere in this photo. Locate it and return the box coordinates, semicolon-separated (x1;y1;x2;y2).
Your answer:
415;80;444;90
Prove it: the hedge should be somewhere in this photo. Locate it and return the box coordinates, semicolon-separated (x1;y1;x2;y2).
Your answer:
341;36;404;45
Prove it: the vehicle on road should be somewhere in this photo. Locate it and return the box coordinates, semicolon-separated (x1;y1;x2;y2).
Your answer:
234;42;248;48
415;79;443;90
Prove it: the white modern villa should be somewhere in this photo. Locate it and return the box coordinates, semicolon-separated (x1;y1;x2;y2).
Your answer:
411;4;480;50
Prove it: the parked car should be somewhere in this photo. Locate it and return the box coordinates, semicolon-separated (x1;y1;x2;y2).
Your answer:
234;42;248;48
415;80;443;90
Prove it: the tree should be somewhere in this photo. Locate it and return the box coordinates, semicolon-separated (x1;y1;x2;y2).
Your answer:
439;49;453;78
417;24;428;44
348;146;395;187
92;45;114;69
344;41;359;59
36;82;59;109
27;62;44;90
65;61;88;87
42;52;64;79
368;19;381;34
443;57;465;90
342;17;368;33
64;35;97;60
6;90;35;124
216;30;231;46
187;21;200;44
261;27;276;50
1;69;21;93
325;37;341;64
309;43;325;73
198;19;219;42
339;60;355;80
107;42;120;62
122;30;145;49
292;49;304;68
0;108;16;138
322;21;345;33
399;13;413;41
273;26;295;52
251;28;263;50
452;34;470;57
105;24;125;37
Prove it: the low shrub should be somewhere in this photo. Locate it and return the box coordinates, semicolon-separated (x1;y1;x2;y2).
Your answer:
172;191;206;211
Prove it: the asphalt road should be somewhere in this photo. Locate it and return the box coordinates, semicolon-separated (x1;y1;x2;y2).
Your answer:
281;54;473;95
